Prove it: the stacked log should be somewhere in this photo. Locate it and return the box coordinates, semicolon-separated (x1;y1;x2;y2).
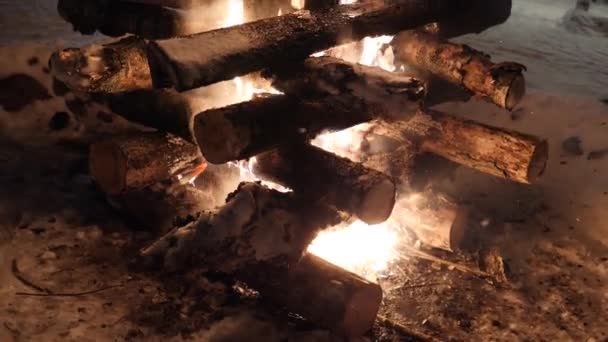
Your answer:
50;0;551;339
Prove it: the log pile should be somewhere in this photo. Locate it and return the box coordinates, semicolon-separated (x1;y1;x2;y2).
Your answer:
51;0;548;338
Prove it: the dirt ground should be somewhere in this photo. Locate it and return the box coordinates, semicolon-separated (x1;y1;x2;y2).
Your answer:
1;43;608;341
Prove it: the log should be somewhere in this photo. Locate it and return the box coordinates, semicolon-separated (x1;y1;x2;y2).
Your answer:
265;56;426;121
144;0;468;91
392;190;468;252
391;30;526;110
193;95;370;164
102;89;195;142
195;59;425;164
107;181;215;234
57;0;228;39
252;144;396;224
140;182;344;273
89;132;203;195
373;111;548;184
284;253;382;337
50;36;152;94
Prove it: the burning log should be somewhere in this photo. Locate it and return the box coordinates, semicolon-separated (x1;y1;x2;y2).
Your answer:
283;253;382;337
392;30;526;110
50;36;152;94
57;0;226;39
252;144;396;225
393;190;468;252
89;132;203;195
51;0;466;93
107;181;214;234
140;181;378;337
140;182;343;273
195;60;424;164
193;95;370;164
374;111;548;184
102;89;195;142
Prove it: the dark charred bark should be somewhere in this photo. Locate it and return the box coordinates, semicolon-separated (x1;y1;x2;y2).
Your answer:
253;144;396;225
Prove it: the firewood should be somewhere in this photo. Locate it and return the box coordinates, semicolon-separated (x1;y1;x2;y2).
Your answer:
51;0;463;93
193;94;370;164
392;30;526;110
107;181;215;234
373;111;548;184
102;89;195;142
239;253;383;338
57;0;227;39
253;144;396;225
89;132;202;195
392;190;468;252
50;36;152;94
265;56;426;121
140;182;343;274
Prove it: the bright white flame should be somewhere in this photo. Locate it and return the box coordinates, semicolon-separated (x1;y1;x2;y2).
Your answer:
224;0;244;27
307;221;399;281
291;0;305;9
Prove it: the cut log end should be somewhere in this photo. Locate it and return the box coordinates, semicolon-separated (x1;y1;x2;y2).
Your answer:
194;111;250;164
503;73;526;111
342;281;384;337
358;178;397;225
527;139;549;183
89;141;127;195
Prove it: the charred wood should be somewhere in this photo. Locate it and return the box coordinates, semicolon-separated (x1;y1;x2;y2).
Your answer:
89;132;202;194
253;144;396;225
392;30;526;110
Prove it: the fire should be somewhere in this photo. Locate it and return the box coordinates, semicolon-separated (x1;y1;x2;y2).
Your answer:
216;1;404;281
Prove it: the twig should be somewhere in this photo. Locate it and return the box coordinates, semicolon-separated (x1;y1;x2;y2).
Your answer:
11;258;52;294
15;284;123;297
400;282;451;290
376;315;443;342
400;245;490;278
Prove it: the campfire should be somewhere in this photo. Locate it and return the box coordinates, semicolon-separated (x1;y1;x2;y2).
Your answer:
49;0;547;339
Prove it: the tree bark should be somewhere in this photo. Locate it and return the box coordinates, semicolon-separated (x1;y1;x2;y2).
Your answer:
252;144;396;225
50;36;152;94
392;30;526;110
265;56;425;121
373;111;548;184
57;0;230;39
140;182;344;274
145;0;468;91
102;89;195;142
89;132;203;195
107;181;215;234
192;94;371;164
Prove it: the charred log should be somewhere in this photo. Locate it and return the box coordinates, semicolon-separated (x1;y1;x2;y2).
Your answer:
253;144;396;225
89;132;202;194
50;36;152;94
57;0;228;39
193;95;370;164
52;0;465;92
374;111;548;184
392;30;526;110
